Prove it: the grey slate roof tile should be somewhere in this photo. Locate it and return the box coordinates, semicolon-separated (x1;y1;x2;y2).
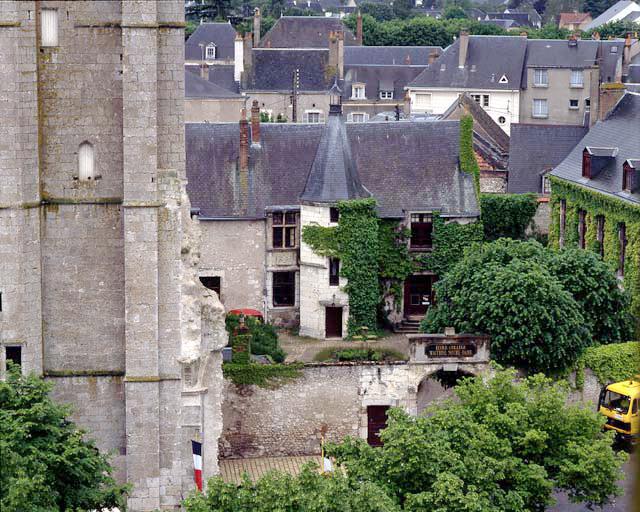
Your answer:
185;119;478;218
508;124;588;194
550;92;640;205
247;49;332;92
185;22;236;61
344;46;442;66
409;36;527;90
343;65;427;101
258;16;358;48
523;39;599;70
185;70;241;99
585;0;640;30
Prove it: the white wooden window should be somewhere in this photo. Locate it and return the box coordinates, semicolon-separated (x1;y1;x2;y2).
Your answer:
304;110;324;123
569;99;579;109
570;69;583;88
534;68;548;87
205;44;216;60
533;99;548;118
379;90;393;100
541;174;551;194
351;84;365;99
470;94;489;107
78;142;95;181
41;9;58;47
414;93;431;109
347;112;369;123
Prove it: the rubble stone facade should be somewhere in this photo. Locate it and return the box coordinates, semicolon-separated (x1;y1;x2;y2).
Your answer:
0;2;225;510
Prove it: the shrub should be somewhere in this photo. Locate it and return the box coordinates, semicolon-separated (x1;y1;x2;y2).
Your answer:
480;193;539;241
579;342;640;384
313;346;407;363
225;314;286;363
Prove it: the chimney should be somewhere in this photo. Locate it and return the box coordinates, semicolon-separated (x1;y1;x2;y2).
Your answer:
200;63;208;80
568;33;578;47
242;32;253;88
253;8;261;47
624;32;632;65
251;100;261;146
403;91;411;117
458;31;469;68
239;108;249;172
356;10;363;45
428;51;439;65
329;31;344;79
337;31;344;79
404;53;411;65
598;83;626;121
520;31;528;37
234;32;243;83
592;31;600;40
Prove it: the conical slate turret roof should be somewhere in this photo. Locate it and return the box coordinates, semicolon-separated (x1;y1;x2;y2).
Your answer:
300;106;370;203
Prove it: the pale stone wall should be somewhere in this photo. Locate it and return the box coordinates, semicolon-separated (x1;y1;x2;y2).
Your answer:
480;172;508;193
299;204;349;339
185;98;244;122
199;219;265;312
220;361;489;458
247;91;330;123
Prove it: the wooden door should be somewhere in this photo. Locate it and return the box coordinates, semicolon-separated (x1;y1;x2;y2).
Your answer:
367;405;390;446
325;307;343;338
403;275;434;317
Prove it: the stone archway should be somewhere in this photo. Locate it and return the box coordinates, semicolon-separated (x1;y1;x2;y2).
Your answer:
415;368;475;415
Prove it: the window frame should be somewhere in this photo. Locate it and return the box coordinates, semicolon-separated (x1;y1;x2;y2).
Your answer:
533;68;548;87
409;213;434;251
272;271;296;307
541;174;551;195
205;43;216;60
351;84;366;100
470;93;489;107
570;69;584;88
532;98;548;118
271;211;298;250
5;345;22;370
41;8;58;47
199;276;222;298
329;257;340;286
597;215;605;258
329;207;339;223
559;199;567;248
569;99;579;110
379;90;394;100
618;223;627;278
578;210;587;249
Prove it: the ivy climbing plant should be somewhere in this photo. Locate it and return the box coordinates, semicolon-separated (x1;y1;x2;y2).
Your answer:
549;176;640;331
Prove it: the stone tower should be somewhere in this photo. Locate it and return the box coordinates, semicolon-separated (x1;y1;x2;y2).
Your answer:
0;1;225;510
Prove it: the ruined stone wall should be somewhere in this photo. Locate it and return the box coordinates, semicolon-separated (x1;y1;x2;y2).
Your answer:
199;219;265;312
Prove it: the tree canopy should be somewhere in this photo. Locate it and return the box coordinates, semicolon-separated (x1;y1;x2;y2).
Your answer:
186;369;627;511
328;369;626;511
0;366;128;511
422;239;634;372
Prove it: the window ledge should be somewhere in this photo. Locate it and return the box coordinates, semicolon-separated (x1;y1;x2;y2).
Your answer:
532;114;548;118
409;247;434;253
271;305;297;310
533;84;549;88
570;85;584;89
568;107;579;110
270;247;299;252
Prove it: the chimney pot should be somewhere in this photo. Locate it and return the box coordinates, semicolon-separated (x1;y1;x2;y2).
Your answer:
251;100;261;146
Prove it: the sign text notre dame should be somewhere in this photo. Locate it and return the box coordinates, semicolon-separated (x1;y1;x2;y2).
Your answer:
425;342;477;358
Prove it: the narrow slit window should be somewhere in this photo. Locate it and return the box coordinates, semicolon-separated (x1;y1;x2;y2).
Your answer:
329;258;340;286
41;9;58;47
597;216;605;258
578;210;587;249
78;142;95;180
618;223;627;278
559;200;566;247
330;207;339;223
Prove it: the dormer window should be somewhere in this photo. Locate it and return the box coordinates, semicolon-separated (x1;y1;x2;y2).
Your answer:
205;43;216;60
623;160;638;192
582;146;618;179
351;84;365;100
380;90;393;100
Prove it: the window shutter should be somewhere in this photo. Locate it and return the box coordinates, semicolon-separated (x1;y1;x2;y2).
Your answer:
41;9;58;47
78;142;95;180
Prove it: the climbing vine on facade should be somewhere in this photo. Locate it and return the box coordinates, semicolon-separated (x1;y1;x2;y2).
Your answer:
549;177;640;329
480;193;538;240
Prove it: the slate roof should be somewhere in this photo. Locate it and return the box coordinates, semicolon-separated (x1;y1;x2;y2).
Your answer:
185;22;237;61
523;39;599;70
485;11;534;27
185;119;478;218
585;0;640;29
185;70;241;99
599;40;626;83
409;36;527;90
343;65;427;101
300;107;370;202
246;49;331;92
507;124;588;194
480;18;516;29
550;92;640;205
258;16;358;48
186;64;239;94
344;46;442;66
628;64;640;82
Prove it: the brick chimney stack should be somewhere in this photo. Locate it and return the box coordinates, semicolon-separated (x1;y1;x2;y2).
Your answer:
356;10;363;45
458;31;469;68
403;91;411;117
337;31;344;79
253;8;261;47
239;108;249;171
428;51;438;65
251;100;261;146
329;31;343;79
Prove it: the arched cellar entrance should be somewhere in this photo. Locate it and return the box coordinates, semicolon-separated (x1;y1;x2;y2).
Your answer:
416;369;475;415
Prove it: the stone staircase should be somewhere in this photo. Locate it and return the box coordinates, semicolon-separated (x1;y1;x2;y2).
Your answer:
395;318;421;333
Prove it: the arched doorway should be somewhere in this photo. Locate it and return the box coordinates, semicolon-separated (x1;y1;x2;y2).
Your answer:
416;369;475;415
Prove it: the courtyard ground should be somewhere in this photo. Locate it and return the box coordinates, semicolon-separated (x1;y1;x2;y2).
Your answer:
278;329;410;363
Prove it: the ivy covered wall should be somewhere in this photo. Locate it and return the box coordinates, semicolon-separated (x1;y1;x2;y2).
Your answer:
549;177;640;327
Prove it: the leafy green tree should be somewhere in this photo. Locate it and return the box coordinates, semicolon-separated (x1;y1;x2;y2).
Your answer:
423;256;589;372
443;5;469;18
0;366;128;511
421;239;634;371
582;0;615;17
393;0;415;18
547;249;634;344
328;369;627;511
360;2;397;21
184;464;401;511
588;20;640;38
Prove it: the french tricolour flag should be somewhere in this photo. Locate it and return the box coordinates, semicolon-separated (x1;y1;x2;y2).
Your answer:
191;440;203;491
